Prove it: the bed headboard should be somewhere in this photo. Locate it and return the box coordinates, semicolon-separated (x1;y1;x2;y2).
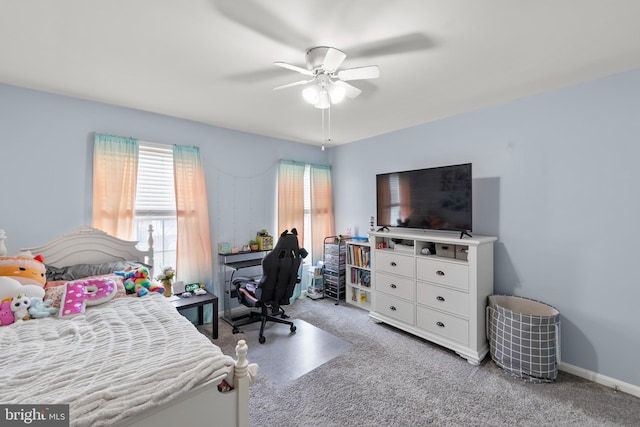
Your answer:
21;225;154;271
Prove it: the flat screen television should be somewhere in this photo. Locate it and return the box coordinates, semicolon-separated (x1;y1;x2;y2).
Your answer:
376;163;472;233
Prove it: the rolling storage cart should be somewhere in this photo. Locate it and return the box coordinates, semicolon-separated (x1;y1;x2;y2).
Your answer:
323;236;346;305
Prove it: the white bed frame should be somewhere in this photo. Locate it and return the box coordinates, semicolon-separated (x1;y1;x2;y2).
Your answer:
21;225;252;427
25;224;156;273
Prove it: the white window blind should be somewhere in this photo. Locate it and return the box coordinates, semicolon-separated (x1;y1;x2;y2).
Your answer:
136;142;176;215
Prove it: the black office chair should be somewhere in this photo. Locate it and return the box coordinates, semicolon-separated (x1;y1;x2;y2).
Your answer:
231;228;308;343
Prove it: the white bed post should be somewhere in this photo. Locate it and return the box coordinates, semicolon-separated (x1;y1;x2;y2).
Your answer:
234;340;250;427
146;224;155;272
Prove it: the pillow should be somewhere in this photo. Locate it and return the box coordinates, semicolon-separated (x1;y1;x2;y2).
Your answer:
45;261;152;282
44;274;127;308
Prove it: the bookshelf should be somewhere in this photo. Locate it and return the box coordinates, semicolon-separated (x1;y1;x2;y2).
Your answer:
345;239;371;310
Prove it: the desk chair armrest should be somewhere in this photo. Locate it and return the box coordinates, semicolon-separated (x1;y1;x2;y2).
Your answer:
231;276;255;286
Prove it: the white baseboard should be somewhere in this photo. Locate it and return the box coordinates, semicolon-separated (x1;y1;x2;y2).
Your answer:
559;361;640;398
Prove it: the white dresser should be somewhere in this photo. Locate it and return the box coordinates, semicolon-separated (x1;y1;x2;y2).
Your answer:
369;230;496;365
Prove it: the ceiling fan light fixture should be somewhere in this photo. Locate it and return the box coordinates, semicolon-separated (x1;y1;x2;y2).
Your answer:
302;85;320;104
327;84;346;104
315;89;330;109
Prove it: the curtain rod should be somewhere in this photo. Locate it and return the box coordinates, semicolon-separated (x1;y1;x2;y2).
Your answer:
279;159;331;169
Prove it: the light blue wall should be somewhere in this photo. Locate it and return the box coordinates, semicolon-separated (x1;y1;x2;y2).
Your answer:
2;68;639;388
330;69;640;387
0;83;328;304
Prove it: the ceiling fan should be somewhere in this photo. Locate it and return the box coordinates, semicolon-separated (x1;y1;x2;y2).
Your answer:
273;46;380;109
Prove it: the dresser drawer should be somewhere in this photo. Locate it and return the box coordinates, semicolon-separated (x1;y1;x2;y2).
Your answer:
374;292;414;325
416;257;468;290
416;282;469;318
416;306;468;345
375;271;415;300
375;251;414;278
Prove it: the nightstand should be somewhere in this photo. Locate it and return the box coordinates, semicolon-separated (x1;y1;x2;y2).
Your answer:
170;291;219;339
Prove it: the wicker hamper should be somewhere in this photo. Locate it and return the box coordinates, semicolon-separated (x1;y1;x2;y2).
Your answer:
486;295;560;382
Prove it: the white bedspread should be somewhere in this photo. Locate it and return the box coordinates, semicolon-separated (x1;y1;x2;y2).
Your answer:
0;293;235;427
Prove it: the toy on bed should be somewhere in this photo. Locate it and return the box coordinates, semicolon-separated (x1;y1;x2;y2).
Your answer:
115;266;164;297
0;276;45;303
0;255;47;301
59;276;119;317
0;276;55;325
0;300;15;325
28;297;57;318
0;252;46;286
0;285;41;326
10;294;31;320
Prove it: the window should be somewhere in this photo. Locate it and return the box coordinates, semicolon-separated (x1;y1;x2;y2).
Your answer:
278;160;334;267
134;142;177;269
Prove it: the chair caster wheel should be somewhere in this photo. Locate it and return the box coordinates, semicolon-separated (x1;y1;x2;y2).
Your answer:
259;336;266;344
290;325;297;333
232;328;240;334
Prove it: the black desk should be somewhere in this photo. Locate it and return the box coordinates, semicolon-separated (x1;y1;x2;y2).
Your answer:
219;251;268;325
170;291;219;339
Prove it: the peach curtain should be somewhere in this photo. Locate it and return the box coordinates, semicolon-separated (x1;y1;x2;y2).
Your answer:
310;165;335;265
277;160;305;241
92;134;138;239
173;145;213;289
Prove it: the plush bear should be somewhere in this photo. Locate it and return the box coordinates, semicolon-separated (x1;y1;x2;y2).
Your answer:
115;267;164;297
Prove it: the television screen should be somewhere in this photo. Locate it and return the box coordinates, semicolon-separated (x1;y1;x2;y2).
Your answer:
376;163;472;232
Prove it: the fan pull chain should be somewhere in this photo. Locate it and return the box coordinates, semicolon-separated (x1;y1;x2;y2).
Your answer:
321;106;331;151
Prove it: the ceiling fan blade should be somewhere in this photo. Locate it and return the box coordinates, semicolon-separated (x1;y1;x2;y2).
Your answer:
333;81;362;99
272;79;314;91
346;33;433;58
274;61;313;76
337;65;380;81
214;1;311;49
322;48;347;73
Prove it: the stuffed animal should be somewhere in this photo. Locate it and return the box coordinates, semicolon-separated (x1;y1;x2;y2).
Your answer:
0;276;45;303
115;267;163;297
0;252;46;287
0;300;14;326
28;297;57;318
10;294;31;320
59;277;118;317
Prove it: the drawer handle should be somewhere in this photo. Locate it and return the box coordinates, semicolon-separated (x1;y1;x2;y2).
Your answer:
436;296;445;302
436;270;445;276
436;321;445;328
390;283;397;289
390;262;397;267
390;305;397;311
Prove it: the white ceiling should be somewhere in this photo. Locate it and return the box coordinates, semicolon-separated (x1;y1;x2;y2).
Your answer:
1;0;639;147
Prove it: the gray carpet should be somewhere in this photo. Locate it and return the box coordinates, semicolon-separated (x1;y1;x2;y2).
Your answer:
201;298;640;427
